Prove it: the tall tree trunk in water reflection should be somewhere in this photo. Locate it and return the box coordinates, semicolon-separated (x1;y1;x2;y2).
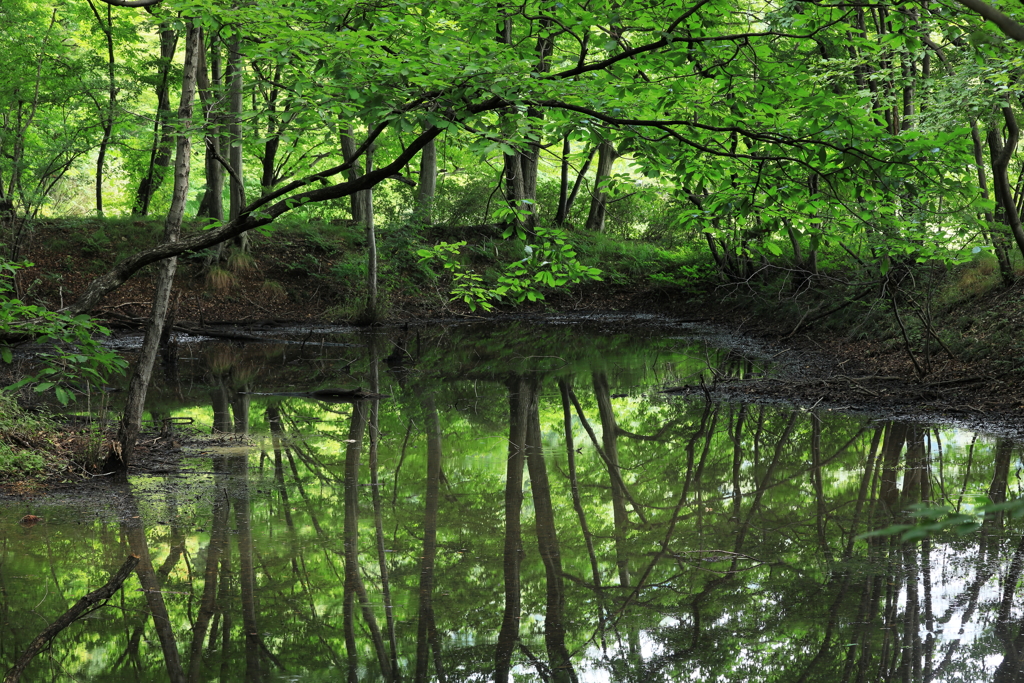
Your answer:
592;371;629;587
368;336;400;675
809;411;832;561
229;453;263;682
215;527;234;681
730;404;747;522
123;502;186;683
879;422;909;518
993;530;1024;682
211;375;232;433
232;385;250;434
188;467;230;683
495;376;530;683
525;383;576;683
416;394;446;682
342;399;393;681
900;426;926;681
987;438;1014;529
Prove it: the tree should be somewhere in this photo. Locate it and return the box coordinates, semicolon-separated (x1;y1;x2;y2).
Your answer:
112;17;200;471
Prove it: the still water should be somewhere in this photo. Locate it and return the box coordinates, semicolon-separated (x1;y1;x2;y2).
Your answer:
2;319;1023;682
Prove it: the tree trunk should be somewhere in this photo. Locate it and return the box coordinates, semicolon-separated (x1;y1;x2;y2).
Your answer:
196;30;224;227
259;63;284;195
226;35;246;251
494;376;530;683
555;135;572;225
86;0;117;217
363;148;378;322
111;22;200;472
133;22;178;216
415;138;437;223
341;128;379;322
414;395;444;682
340;129;370;224
988;100;1024;265
593;371;629;586
525;386;574;683
585;140;617;233
230;453;263;683
974;119;1015;284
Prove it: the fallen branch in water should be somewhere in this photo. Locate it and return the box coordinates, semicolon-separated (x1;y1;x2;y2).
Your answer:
3;554;140;683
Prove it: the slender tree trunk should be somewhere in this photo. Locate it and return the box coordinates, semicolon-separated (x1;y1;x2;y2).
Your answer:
971;120;1013;284
226;38;244;217
340;128;379;322
134;23;179;216
341;129;370;224
415;395;445;683
342;400;393;680
363;149;378;322
111;23;200;471
259;63;283;195
196;30;224;227
86;0;117;217
368;338;400;676
593;371;629;586
561;144;597;225
555;136;572;225
495;16;538;234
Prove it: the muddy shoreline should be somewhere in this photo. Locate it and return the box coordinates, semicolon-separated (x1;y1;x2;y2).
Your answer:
4;300;1024;501
113;307;1024;436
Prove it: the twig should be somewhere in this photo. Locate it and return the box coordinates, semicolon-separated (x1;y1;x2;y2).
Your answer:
890;294;925;379
566;388;648;525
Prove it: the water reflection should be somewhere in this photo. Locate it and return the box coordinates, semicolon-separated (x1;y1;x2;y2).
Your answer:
2;321;1023;682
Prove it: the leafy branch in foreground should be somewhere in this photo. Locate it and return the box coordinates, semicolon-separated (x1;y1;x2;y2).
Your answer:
1;261;127;405
418;227;602;312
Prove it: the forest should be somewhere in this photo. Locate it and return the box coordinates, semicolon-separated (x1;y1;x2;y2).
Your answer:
5;1;1024;680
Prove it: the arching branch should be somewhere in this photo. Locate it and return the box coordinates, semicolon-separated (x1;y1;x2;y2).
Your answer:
954;0;1024;42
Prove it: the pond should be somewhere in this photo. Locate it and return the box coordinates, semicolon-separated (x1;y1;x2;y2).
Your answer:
2;317;1023;682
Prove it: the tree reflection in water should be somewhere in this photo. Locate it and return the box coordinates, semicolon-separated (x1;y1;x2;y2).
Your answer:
1;322;1023;682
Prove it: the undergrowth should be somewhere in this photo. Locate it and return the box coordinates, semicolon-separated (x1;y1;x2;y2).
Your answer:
0;392;56;480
